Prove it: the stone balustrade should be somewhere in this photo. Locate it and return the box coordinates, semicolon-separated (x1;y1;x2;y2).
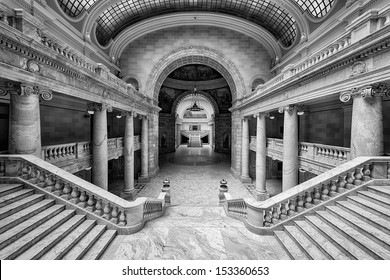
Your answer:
0;155;167;234
222;156;390;235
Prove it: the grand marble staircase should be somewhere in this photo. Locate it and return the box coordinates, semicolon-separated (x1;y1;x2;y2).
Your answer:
188;135;202;147
0;183;116;260
274;184;390;260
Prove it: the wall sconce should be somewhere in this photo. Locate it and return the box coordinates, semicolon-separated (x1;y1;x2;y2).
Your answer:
116;113;122;119
297;105;304;116
87;109;94;115
269;115;275;120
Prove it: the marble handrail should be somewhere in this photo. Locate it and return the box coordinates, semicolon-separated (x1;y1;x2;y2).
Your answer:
223;156;390;234
0;155;167;233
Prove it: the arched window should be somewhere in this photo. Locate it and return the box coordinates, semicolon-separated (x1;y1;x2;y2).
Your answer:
126;78;139;91
252;78;265;91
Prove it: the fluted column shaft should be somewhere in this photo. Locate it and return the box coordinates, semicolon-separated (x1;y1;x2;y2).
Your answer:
282;106;298;191
122;113;136;200
9;93;41;157
350;95;383;158
241;117;251;183
140;116;149;180
92;107;108;190
255;114;269;200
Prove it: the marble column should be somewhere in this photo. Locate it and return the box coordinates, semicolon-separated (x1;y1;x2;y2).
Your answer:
139;116;149;183
121;112;136;200
255;113;269;201
92;103;110;190
209;124;213;147
241;117;251;183
280;105;299;191
340;85;384;158
3;83;52;158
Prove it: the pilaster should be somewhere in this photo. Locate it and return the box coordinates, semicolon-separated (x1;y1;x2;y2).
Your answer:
138;115;150;183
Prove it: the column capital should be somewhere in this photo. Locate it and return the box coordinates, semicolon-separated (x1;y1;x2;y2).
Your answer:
87;102;113;112
253;112;269;118
339;83;390;102
0;82;52;100
278;104;303;114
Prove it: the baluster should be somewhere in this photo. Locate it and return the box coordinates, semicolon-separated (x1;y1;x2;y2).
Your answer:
287;197;297;217
36;171;46;187
86;194;96;212
60;183;72;199
102;202;111;220
329;180;338;197
94;199;103;216
321;183;330;201
53;179;64;195
20;163;30;178
312;186;322;205
0;160;5;175
279;201;288;221
69;186;80;204
353;167;363;185
263;209;272;227
362;164;371;182
304;191;313;209
296;195;305;212
345;172;354;189
118;211;127;226
336;175;347;193
271;207;280;225
44;174;55;191
78;191;87;208
110;206;119;224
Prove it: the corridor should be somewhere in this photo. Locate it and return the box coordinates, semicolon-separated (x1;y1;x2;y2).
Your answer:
102;145;289;260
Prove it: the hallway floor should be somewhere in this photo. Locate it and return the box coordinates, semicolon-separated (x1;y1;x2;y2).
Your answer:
103;145;287;259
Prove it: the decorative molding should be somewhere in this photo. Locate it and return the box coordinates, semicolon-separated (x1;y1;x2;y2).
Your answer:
339;83;390;102
26;59;41;73
0;82;52;100
350;61;368;77
0;82;21;96
253;112;269;118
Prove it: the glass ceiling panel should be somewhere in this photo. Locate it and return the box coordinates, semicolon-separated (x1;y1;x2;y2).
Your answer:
57;0;98;17
95;0;296;47
292;0;335;18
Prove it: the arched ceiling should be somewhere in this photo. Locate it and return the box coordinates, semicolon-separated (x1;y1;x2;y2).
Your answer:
56;0;336;48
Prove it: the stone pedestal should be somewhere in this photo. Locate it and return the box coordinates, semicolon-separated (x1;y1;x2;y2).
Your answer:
350;95;383;158
139;116;149;183
9;91;41;157
92;105;108;190
241;118;252;183
121;112;136;200
282;106;299;191
255;114;269;201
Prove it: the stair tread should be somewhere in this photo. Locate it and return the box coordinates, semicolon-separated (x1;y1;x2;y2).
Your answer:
0;189;34;205
348;196;390;217
305;215;373;260
0;194;45;219
316;211;390;259
336;201;390;231
62;225;106;260
284;225;328;260
274;231;309;260
15;215;86;260
369;185;390;196
0;209;75;259
40;220;97;260
0;184;23;195
0;204;65;248
82;230;117;260
0;199;55;233
358;191;390;207
294;220;349;260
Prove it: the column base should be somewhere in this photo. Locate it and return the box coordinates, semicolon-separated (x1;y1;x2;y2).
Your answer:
230;167;240;179
254;190;269;201
240;176;252;184
138;175;150;183
120;189;137;201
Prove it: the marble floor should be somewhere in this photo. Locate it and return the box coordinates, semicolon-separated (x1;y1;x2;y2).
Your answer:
103;145;288;259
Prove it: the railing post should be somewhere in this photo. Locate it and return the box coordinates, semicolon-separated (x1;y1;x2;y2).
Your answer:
161;178;171;206
219;179;228;205
246;202;265;229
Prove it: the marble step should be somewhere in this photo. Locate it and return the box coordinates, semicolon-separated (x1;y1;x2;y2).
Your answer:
358;190;390;209
316;210;390;259
305;215;373;260
0;189;34;207
40;220;96;260
368;185;390;200
82;230;117;260
347;196;390;221
0;209;75;259
274;231;309;260
0;204;65;250
0;194;45;220
336;200;390;235
0;199;55;234
294;220;349;260
15;215;86;260
62;225;107;260
283;225;328;260
0;184;24;197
